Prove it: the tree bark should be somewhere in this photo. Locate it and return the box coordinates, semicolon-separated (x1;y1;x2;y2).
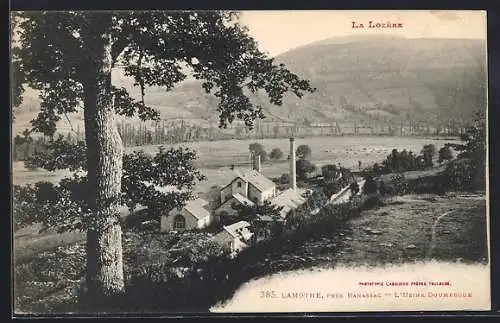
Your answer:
81;15;125;308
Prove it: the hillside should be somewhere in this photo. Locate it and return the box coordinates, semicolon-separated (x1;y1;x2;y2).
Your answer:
12;35;487;136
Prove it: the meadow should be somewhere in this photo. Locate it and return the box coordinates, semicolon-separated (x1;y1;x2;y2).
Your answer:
13;135;459;196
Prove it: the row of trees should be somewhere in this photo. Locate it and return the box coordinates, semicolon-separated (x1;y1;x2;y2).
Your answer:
361;110;486;194
248;142;312;162
367;144;454;175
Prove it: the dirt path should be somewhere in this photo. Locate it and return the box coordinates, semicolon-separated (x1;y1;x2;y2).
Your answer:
426;210;454;260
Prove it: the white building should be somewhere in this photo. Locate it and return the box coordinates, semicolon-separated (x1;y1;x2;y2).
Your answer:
215;161;277;222
161;197;213;232
213;220;254;257
269;187;308;220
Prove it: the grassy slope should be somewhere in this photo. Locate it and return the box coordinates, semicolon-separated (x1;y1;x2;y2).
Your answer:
334;193;488;266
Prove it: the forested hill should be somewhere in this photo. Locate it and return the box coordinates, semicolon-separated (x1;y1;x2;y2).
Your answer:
13;35;487;136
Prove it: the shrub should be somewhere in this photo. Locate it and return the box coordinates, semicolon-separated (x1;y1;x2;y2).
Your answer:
421;144;437;167
279;173;290;184
438;145;454;164
443;158;478;191
296;159;316;180
362;175;378;195
269;148;284;160
323;181;342;197
391;173;409;196
321;164;339;181
249;142;268;161
296;144;312;160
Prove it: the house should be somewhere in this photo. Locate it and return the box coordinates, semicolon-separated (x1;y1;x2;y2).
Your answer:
214;192;255;222
213;220;254;257
160;197;213;232
219;169;277;206
269;187;308;220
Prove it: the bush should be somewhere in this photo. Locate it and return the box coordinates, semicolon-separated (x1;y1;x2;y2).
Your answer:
321;164;339;181
443;158;481;191
269;148;284;160
122;231;233;311
296;159;316;180
362;175;378;195
296;144;312;160
438;145;454;164
323;181;342;197
391;173;409;196
377;148;428;174
421;144;437;167
279;173;290;184
249;142;268;161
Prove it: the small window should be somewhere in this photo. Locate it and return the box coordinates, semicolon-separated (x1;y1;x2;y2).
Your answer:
173;214;186;230
237;181;242;188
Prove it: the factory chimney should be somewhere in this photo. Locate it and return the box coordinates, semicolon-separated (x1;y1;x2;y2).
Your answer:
254;154;261;172
289;137;297;190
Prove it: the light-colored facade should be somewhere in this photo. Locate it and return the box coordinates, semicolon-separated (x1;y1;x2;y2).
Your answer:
161;198;212;232
213;220;254;257
218;170;277;207
215;193;255;220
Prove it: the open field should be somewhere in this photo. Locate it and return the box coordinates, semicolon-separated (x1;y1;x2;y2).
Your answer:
13;136;460;195
12;135;461;260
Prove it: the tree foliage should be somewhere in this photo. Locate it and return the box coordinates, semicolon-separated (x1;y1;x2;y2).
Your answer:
12;10;315;302
248;142;267;161
421;144;437;167
296;144;312;160
269;148;284;160
448;110;486;163
296;159;316;180
13;11;315;133
445;110;486;191
438;145;454;164
14;144;206;232
321;164;339;181
13;11;315;231
362;175;378;195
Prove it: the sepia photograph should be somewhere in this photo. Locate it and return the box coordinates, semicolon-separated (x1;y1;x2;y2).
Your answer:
11;10;489;314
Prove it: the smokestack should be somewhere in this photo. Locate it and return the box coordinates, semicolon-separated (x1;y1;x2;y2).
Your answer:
255;154;261;172
289;137;297;191
249;151;254;170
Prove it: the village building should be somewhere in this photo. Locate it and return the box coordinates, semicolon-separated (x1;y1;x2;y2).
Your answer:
212;137;313;254
218;169;277;206
160;197;213;232
214;192;255;222
213;220;254;257
214;154;277;221
269;187;308;220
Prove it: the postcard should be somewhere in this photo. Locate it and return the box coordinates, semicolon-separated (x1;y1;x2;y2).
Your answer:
11;9;489;315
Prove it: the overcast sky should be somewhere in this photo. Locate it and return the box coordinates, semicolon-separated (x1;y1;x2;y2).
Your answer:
239;10;487;57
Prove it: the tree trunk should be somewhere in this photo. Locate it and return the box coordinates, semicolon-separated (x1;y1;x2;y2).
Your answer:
81;15;125;308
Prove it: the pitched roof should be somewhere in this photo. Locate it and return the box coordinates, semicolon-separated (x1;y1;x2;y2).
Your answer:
232;193;255;206
270;188;308;219
256;214;284;222
183;198;211;220
224;220;253;240
141;181;189;194
241;170;276;192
